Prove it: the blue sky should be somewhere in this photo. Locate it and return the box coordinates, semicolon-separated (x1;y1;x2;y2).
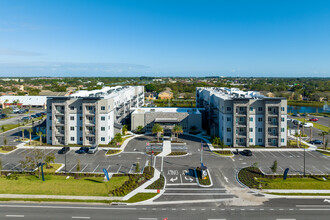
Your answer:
0;0;329;77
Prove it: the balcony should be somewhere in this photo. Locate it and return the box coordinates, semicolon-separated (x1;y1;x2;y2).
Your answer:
268;121;278;126
268;132;278;136
85;120;95;125
236;132;247;136
236;121;246;126
85;131;95;136
55;130;64;136
85;110;95;115
55;120;64;124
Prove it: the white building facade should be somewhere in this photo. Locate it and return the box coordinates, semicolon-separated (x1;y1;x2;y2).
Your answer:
46;86;144;146
196;87;287;147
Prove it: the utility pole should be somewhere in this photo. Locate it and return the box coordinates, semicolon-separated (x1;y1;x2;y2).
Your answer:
303;139;306;177
65;145;67;174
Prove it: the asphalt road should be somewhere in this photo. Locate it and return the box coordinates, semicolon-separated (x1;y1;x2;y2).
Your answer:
0;202;329;220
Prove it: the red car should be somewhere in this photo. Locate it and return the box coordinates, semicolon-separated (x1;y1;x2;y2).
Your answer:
309;118;319;122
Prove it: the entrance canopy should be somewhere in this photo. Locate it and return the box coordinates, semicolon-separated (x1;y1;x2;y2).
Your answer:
154;118;178;123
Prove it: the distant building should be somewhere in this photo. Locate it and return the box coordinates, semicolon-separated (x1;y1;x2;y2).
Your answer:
196;87;287;147
0;96;47;109
131;107;202;134
158;90;173;100
145;92;158;100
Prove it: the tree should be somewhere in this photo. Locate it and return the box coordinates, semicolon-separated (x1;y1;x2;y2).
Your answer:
318;131;329;150
135;162;140;173
136;125;144;134
152;123;163;142
20;147;45;179
37;131;45;146
27;128;33;145
271;160;278;173
3;136;7;146
172;124;183;142
122;125;128;135
21;129;25;140
114;133;122;143
45;153;55;169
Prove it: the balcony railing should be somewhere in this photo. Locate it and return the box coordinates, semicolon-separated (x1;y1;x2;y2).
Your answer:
236;121;246;126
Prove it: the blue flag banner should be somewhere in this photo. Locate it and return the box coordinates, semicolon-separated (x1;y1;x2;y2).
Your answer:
283;168;289;180
41;163;45;182
103;168;110;181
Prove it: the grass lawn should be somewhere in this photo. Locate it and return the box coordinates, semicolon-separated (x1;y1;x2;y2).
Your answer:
125;193;158;203
257;177;330;190
316;150;330;156
296;118;329;132
43;164;62;173
267;193;330;196
0;124;19;132
287;140;309;148
0;175;129;196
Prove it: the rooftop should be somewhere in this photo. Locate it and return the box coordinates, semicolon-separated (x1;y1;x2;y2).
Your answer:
197;87;266;100
132;107;201;114
70;86;141;99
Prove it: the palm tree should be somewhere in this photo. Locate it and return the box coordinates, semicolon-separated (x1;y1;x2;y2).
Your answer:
319;130;329;150
172;125;183;142
21;128;25;140
36;131;45;146
152;123;163;142
27;128;33;145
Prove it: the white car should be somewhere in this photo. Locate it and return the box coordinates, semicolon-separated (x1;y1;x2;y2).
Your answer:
302;122;313;128
88;145;98;154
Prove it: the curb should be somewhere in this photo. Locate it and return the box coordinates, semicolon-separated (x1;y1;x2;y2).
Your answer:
194;169;213;188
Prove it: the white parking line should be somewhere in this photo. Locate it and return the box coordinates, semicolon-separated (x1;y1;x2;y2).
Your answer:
268;151;277;158
10;163;21;170
286;151;296;157
277;151;287;157
307;151;317;158
106;164;111;170
3;162;10;168
5;215;24;218
116;165;122;173
278;166;284;172
17;149;27;155
81;164;88;172
311;165;325;175
72;217;90;219
92;164;100;173
68;164;77;173
259;151;267;158
128;165;134;174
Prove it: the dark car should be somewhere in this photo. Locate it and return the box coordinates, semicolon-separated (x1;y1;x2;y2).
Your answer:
58;147;70;154
243;149;252;156
23;109;29;113
21;116;30;121
35;113;42;117
76;147;88;154
310;140;323;145
30;114;37;118
40;112;46;115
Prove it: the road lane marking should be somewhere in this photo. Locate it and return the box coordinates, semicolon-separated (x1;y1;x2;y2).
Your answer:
179;174;183;183
277;151;287;157
72;217;90;219
0;204;136;210
276;219;295;220
5;215;24;218
138;218;157;220
163;193;230;195
116;165;122;173
165;188;226;190
128;164;134;174
68;164;77;173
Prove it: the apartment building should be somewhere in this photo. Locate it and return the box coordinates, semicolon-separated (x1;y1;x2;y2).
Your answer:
46;86;144;146
196;87;287;147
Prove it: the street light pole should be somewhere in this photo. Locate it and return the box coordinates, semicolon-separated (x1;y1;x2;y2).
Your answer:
303;140;306;177
200;141;203;166
64;145;67;174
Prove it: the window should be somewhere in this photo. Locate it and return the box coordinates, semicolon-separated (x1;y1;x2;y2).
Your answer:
101;116;105;121
258;138;262;143
258;117;263;122
268;107;272;112
227;128;231;132
226;107;231;111
49;116;52;120
70;126;74;131
70;137;74;141
250;138;253;142
268;128;272;132
239;117;245;122
79;116;82;120
268;138;271;143
281;138;285;143
281;128;285;132
70;106;74;110
281;117;285;122
79;127;82;131
250;107;253;111
79;106;82;110
80;137;82;141
240;138;244;143
70;116;74;120
87;106;93;111
226;138;231;143
258;128;263;132
249;128;253;132
249;117;253;122
226;117;231;122
101;137;105;141
281;107;285;111
101;106;105;111
49;106;52;110
101;127;105;131
258;107;263;111
49;137;52;140
108;116;110;120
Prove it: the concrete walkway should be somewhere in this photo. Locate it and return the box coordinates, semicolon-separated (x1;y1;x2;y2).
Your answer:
0;194;123;201
157;141;171;157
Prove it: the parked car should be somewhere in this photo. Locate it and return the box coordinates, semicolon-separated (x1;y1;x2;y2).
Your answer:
76;147;88;154
292;113;300;117
30;114;37;118
40;112;46;115
58;147;70;154
21;116;30;121
310;140;323;145
292;120;301;125
301;122;313;128
88;145;98;154
309;118;319;122
35;113;42;117
242;149;252;156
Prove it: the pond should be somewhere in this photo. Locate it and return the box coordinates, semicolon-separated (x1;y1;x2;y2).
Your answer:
288;105;329;114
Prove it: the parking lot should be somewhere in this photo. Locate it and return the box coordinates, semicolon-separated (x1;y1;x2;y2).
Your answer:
233;150;330;175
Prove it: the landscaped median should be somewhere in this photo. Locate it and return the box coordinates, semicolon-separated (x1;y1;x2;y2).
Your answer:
0;146;17;154
238;166;330;196
105;149;122;156
195;167;212;187
167;151;188;156
316;149;330;157
213;150;234;157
